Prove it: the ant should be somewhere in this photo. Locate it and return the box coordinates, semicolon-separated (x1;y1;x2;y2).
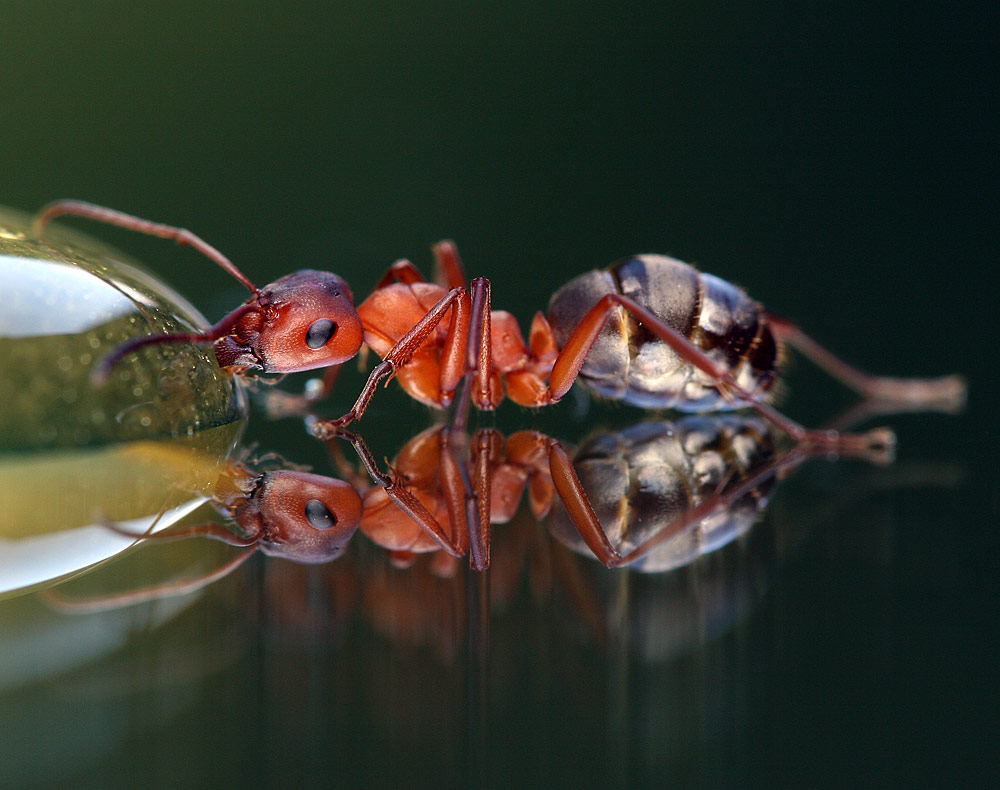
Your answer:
34;201;965;457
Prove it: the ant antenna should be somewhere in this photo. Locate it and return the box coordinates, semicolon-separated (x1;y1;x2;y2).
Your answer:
33;200;261;295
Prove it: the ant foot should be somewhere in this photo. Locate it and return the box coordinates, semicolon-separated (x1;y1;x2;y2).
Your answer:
800;426;897;465
860;426;897;465
310;414;357;440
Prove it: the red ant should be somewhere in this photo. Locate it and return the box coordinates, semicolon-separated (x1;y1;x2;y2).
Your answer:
34;201;965;457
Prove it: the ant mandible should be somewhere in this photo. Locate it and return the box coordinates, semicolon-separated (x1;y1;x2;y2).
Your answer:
34;201;965;457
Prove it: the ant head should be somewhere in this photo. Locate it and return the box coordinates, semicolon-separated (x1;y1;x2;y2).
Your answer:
239;470;362;564
253;270;365;373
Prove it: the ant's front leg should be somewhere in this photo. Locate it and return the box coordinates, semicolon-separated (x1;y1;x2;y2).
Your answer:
313;286;471;431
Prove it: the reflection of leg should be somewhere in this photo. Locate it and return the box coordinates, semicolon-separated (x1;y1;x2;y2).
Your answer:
331;429;466;558
546;440;623;567
104;519;260;547
468;429;504;571
610;447;810;568
44;549;256;614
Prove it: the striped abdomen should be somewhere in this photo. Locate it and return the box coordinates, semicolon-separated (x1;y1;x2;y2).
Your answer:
547;255;779;410
546;415;778;572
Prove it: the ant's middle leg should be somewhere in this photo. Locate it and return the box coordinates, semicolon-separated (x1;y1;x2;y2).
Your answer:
372;240;468;290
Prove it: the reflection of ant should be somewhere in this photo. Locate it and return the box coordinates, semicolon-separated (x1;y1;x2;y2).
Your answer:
46;458;364;610
325;410;885;573
35;201;964;456
47;386;953;616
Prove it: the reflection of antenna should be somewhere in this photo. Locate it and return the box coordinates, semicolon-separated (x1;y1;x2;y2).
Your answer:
42;549;255;613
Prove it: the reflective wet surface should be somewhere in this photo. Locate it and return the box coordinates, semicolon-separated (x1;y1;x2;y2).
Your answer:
0;397;976;786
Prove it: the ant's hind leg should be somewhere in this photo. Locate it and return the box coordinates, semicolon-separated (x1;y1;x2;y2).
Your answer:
546;293;894;458
765;312;967;409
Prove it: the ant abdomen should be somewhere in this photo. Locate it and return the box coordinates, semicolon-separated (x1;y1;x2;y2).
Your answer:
547;255;778;410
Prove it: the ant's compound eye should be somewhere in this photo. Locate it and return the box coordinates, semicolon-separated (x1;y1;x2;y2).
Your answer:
305;318;337;349
304;499;336;530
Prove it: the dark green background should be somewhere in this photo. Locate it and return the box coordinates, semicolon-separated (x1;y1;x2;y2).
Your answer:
0;1;994;787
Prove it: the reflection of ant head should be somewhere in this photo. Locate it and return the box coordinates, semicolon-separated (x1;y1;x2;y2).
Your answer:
237;470;363;564
248;270;365;373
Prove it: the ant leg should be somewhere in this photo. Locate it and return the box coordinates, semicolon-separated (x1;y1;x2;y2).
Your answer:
313;286;470;430
329;428;467;558
437;429;474;560
34;200;259;294
765;312;967;408
371;254;473;409
467;277;496;409
546;439;624;567
467;429;506;571
548;294;895;455
104;519;261;547
373;243;467;290
374;258;429;289
449;276;497;431
432;240;469;290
